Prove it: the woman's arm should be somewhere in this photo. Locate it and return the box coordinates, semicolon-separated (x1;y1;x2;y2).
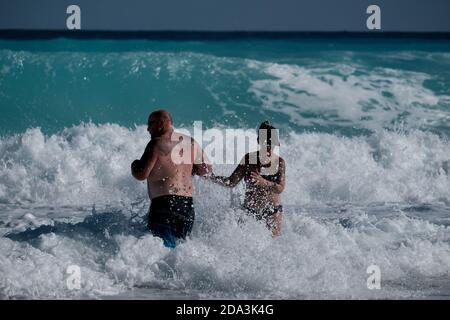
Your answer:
209;155;249;187
210;163;246;188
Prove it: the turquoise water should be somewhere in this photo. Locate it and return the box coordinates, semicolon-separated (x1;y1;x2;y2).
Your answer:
1;37;450;136
1;36;450;299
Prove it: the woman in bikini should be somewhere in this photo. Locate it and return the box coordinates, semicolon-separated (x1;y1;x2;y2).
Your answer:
209;121;286;236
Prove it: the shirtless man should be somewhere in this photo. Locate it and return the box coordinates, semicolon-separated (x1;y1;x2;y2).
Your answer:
131;110;211;248
209;121;285;236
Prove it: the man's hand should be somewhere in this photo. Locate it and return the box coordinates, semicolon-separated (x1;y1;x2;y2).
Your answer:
192;163;212;177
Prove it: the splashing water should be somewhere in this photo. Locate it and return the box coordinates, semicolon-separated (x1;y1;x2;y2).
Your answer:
1;37;450;299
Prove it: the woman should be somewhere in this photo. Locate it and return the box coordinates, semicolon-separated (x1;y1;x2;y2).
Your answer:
210;121;286;236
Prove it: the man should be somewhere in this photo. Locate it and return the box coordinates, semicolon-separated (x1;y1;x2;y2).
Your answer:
131;110;211;248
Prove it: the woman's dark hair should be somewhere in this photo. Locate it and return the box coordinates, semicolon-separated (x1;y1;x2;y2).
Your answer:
258;120;280;146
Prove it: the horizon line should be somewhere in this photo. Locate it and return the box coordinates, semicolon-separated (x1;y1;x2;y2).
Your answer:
1;30;450;40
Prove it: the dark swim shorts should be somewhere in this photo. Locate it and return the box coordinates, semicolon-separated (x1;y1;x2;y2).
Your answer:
148;195;195;248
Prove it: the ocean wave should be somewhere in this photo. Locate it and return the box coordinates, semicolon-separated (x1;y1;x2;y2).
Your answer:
1;48;450;136
1;41;450;298
0;123;449;299
248;60;450;131
0;123;449;206
1;203;449;299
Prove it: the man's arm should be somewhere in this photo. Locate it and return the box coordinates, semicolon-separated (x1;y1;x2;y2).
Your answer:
192;138;212;177
131;141;158;181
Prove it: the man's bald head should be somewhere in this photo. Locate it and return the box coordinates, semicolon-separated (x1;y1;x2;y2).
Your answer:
148;109;172;124
147;109;173;137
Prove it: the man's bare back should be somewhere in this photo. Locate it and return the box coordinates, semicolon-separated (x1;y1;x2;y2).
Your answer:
145;132;200;199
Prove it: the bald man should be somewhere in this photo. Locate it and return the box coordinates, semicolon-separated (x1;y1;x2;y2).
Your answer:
131;110;211;248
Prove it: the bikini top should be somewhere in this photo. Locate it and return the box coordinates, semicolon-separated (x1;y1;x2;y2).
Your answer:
245;151;281;183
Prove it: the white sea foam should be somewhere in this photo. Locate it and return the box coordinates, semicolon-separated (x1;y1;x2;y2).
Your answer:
247;60;450;131
0;124;450;299
1;123;449;206
0;124;147;206
1;203;449;299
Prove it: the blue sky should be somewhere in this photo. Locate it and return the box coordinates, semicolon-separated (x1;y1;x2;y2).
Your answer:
0;0;449;32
